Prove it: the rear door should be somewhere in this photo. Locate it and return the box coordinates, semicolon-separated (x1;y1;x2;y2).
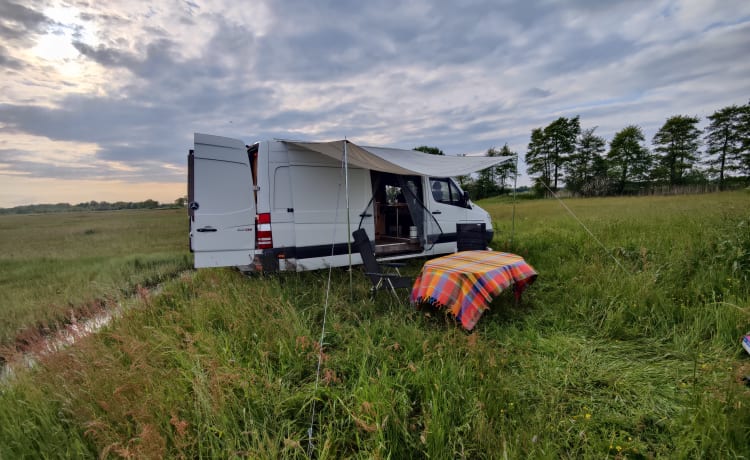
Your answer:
189;133;255;267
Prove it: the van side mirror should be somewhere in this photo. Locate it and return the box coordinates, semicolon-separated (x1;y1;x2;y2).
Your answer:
463;191;470;205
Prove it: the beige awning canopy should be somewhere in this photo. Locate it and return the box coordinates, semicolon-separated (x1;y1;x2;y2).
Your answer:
285;140;511;177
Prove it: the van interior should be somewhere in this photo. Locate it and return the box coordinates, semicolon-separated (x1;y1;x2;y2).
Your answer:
370;172;425;256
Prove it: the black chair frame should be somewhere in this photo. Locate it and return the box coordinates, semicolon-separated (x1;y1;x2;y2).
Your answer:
352;229;413;300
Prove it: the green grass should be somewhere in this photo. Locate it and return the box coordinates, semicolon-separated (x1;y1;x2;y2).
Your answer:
1;192;750;458
0;209;191;349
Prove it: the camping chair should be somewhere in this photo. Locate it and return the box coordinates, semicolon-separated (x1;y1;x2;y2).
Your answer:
456;223;488;251
352;228;413;300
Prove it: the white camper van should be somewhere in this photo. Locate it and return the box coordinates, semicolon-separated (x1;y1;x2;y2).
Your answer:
188;133;509;272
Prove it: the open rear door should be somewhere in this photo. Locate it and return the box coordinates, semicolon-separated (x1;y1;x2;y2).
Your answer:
189;133;256;268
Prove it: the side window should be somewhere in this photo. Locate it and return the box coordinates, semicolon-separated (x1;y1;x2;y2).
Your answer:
430;178;465;207
430;178;449;203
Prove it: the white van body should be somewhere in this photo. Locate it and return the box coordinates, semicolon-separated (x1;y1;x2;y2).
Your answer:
188;133;506;272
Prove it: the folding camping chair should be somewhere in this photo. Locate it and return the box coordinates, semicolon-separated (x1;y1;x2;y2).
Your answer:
352;229;413;300
456;222;488;251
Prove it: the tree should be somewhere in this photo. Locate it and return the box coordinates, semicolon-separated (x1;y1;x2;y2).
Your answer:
455;174;473;190
491;144;517;193
652;115;702;186
704;105;744;190
544;116;581;191
525;116;581;194
566;127;607;195
525;127;552;195
474;167;498;199
738;101;750;180
414;146;444;156
608;125;651;193
474;145;517;199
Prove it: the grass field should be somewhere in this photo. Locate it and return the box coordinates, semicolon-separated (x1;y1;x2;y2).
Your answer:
0;209;191;353
1;192;749;458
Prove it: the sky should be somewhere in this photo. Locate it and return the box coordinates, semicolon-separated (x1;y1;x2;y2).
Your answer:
1;0;749;207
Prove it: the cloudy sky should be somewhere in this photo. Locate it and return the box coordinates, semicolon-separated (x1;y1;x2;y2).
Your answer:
1;0;748;207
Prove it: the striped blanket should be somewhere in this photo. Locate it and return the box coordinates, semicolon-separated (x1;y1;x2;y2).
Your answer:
410;251;538;330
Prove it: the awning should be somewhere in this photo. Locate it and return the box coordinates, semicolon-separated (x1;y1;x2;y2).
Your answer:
285;140;512;177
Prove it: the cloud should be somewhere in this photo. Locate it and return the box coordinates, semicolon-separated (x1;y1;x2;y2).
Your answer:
524;88;552;99
0;1;50;43
72;40;137;68
1;0;750;205
0;45;26;70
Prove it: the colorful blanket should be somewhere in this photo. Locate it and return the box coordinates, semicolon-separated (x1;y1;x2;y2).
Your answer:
410;251;538;330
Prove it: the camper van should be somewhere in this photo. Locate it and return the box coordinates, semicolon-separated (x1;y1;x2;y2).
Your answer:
188;133;509;272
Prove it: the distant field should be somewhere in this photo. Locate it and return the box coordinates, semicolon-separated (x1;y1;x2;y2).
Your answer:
0;209;191;350
1;192;749;458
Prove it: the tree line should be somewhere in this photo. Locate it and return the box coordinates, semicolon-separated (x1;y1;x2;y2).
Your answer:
0;199;183;215
418;100;749;199
524;101;750;196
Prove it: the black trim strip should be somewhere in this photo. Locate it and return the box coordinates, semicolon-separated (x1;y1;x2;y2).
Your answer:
431;232;454;244
258;228;493;267
270;229;493;262
259;243;354;261
286;242;353;260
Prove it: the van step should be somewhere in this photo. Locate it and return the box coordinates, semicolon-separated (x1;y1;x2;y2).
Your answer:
375;240;422;256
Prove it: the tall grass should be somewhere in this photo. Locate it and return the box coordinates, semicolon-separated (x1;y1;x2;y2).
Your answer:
1;192;749;458
0;209;191;349
485;192;750;346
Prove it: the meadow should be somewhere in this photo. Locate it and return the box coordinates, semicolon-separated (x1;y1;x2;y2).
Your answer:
1;192;749;458
0;209;192;355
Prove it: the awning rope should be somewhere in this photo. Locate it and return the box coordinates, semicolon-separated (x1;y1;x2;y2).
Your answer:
542;182;631;275
307;146;348;458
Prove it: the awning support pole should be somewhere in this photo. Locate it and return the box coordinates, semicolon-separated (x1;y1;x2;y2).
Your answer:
511;153;518;244
344;139;352;298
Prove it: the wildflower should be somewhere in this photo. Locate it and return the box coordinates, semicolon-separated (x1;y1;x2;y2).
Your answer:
585;413;591;419
616;446;622;452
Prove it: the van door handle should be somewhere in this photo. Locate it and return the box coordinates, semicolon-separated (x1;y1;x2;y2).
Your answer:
196;227;217;232
432;211;442;215
359;213;372;217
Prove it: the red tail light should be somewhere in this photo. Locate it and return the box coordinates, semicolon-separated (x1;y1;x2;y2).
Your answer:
256;213;273;249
